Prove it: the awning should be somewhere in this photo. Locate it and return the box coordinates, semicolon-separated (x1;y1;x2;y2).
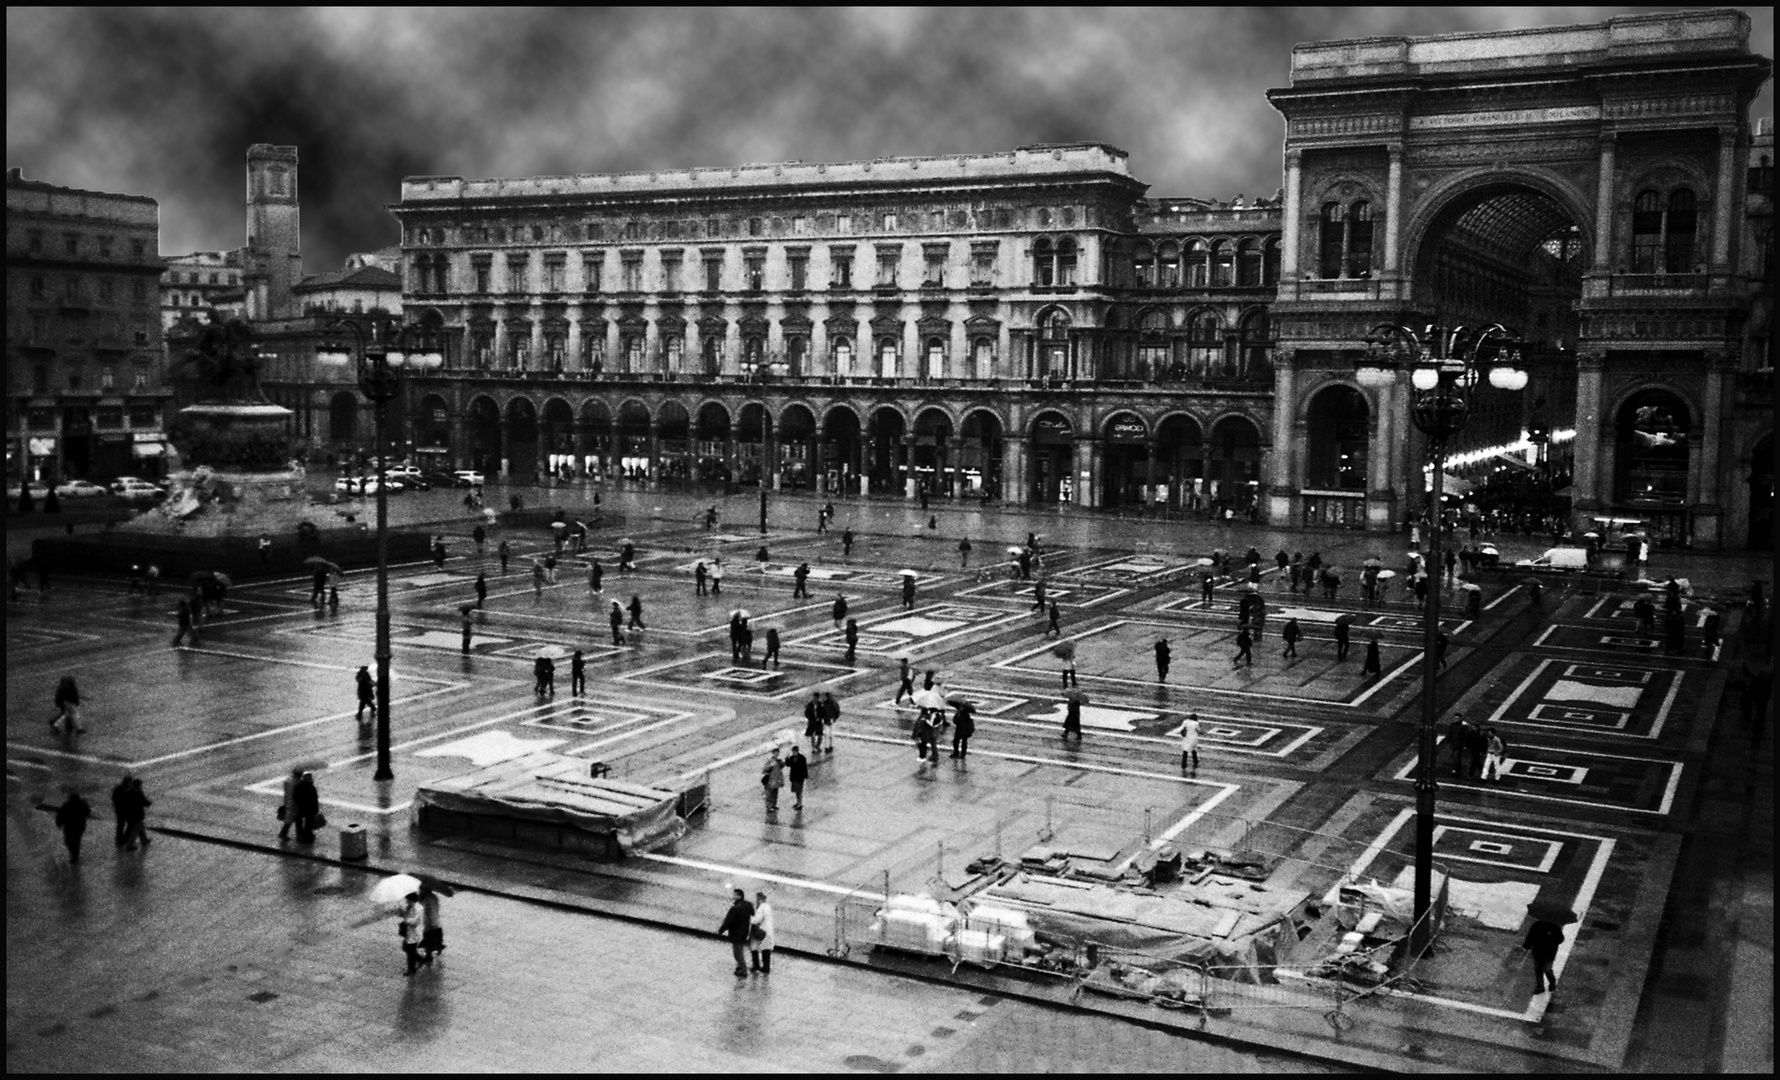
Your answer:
132;441;169;458
1439;473;1473;496
1492;453;1532;471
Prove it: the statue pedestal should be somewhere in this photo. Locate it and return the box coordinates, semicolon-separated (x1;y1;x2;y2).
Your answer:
120;401;312;537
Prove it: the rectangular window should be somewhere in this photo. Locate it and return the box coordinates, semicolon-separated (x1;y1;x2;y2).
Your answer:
706;219;721;238
132;239;145;259
881;213;898;232
832;250;853;288
543;258;565;293
33;367;50;393
793;216;808;236
474;260;492;293
837;214;852;233
788;251;809;291
65;233;79;256
580;255;600;294
130;402;158;426
132;279;146;302
703;255;723;293
970;244;997;286
506;258;528;292
621;254;643;293
664;335;684;372
744;252;765;291
923;245;946;286
876;248;899;288
98;236;114;258
749;218;764;238
662;252;682;293
98;404;123;428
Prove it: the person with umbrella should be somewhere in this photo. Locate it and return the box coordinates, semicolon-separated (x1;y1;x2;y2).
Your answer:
609;599;625;645
831;592;848;630
278;767;303;843
695;559;708;596
843;618;859;666
1282;617;1302;659
399;890;427;976
1053;639;1078;688
1333;614;1353;662
901;570;917;610
792;561;810;599
474;572;488;609
627;593;646;632
418;881;448;965
1180;712;1201;773
1155;638;1171;682
292;771;320;845
1061;691;1084;743
1361;634;1383;678
620;540;636;572
949;697;976;759
709;558;724;596
911;708;937;765
1521;915;1565;996
820;691;840;753
728;611;746;662
804;693;825;754
355;666;375;724
309;564;329;606
760;747;785;817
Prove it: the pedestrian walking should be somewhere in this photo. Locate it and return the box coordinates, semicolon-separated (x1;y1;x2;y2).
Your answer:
328;585;340;612
1155;638;1171;682
695;560;708;596
472;523;486;552
1528;579;1543;612
912;711;936;763
461;609;474;653
950;699;975;759
498;539;511;574
627;593;645;631
901;573;916;609
1282;617;1302;658
532;560;546;598
475;572;488;608
1482;727;1506;782
620;542;636;572
804;693;825;754
1200;571;1214;604
172;598;197;647
1362;636;1382;677
118;777;152;850
761;748;785;816
355;666;376;723
1662;609;1685;655
709;559;724;596
843;618;859;665
418;882;446;964
1062;696;1083;742
816;508;828;534
1233;628;1254;668
1180;712;1201;772
718;889;756;978
1061;654;1078;688
1446;715;1473;778
1334;618;1351;662
832;593;848;630
50;675;84;734
310;567;329;606
1040;599;1060;637
111;775;132;848
293;771;321;844
432;536;447;570
786;746;808;811
1033;578;1047;612
728;612;745;662
609;600;625;645
1019;549;1033;580
1435;631;1450;669
570;649;586;695
841;528;854;557
793;562;810;599
750;892;776;974
278;767;302;842
399;893;427;977
895;657;915;703
1522;918;1564;995
958;538;972;568
55;789;92;864
763;627;781;668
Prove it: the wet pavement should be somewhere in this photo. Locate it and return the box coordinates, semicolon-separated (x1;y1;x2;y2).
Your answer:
6;482;1771;1073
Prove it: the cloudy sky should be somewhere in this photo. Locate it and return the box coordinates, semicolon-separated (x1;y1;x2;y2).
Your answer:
8;7;1772;269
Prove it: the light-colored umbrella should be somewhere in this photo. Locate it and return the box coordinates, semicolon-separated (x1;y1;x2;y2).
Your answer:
1480;545;1499;556
370;873;424;908
1363;557;1382;569
1007;545;1025;556
899;568;918;577
302;556;342;572
1376;570;1396;580
915;688;947;712
618;538;635;547
551;520;567;530
1193;557;1214;567
1238;582;1258;592
729;608;751;620
1459;583;1482;592
213;572;232;588
1582;531;1600;539
1051;640;1077;660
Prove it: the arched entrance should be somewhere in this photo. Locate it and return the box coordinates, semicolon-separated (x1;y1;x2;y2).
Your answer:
959;409;1004;498
415;393;452;470
737;402;771;487
911;407;954;497
541;397;575;481
1154;414;1204;512
505;397;539;481
1100;411;1149;509
1303;385;1369;529
1615;389;1692;546
1029;410;1077;504
695;401;732;484
779;404;817;490
1750;432;1774;551
466;396;501;477
867;407;906;495
578;400;612;478
616;400;651;480
657;401;692;486
821;406;862;494
1207;415;1262;519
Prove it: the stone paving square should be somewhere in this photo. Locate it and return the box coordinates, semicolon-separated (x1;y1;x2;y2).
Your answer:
1384;741;1684;816
619;652;864;699
1054;553;1195;584
1150;593;1472;638
1529;622;1717;662
791;603;1023;656
951;578;1127;608
1478;657;1686;740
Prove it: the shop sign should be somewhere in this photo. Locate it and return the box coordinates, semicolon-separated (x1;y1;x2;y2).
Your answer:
132;431;165;442
29;437;58;455
1032;416;1074;444
99;432;130;444
1105;416;1148;443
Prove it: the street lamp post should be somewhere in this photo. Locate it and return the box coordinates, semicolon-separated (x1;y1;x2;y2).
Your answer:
1358;320;1527;957
318;318;442;782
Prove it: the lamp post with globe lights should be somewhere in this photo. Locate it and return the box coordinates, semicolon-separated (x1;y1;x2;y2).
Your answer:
317;318;442;782
1357;320;1527;957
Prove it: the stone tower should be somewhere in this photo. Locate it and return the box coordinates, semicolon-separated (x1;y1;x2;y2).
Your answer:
242;144;302;321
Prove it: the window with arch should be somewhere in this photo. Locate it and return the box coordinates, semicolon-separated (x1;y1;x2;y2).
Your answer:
1319;199;1375;278
925;337;945;380
877;337;899;379
1158;241;1181;288
1039;309;1070;379
1138;309;1171;381
1186;311;1222;376
1238;310;1271;377
1236;238;1262;287
1132;243;1155;288
1263;238;1281;286
623;334;643;373
1349;202;1373;277
1632;188;1698;274
545;330;566;372
511;333;531;370
1211;240;1234;286
833;335;854;376
1032;238;1053;286
663;334;683;373
742;335;765;376
786;336;807;377
1186;240;1209;287
1033;237;1078;286
972;336;995;380
701;335;722;376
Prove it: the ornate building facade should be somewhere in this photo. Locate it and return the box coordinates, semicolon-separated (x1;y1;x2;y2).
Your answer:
386;9;1770;548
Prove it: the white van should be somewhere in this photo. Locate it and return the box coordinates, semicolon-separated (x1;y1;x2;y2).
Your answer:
1515;546;1590;571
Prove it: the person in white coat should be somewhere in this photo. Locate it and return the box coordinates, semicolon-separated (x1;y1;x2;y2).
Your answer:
400;893;428;976
1180;713;1201;773
749;890;776;974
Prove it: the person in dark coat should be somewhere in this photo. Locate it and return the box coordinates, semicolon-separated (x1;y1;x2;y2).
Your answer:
1435;631;1450;669
1233;628;1253;668
51;675;83;734
1154;639;1171;682
901;574;916;609
55;790;92;864
958;538;972;568
820;692;840;753
1334;618;1351;662
172;599;196;647
461;610;474;653
1045;601;1061;638
111;775;133;847
627;594;645;631
895;657;915;704
786;746;809;810
355;666;376;723
912;712;936;763
1062;697;1083;742
792;562;810;599
831;593;848;630
763;627;781;668
843;618;859;665
292;772;320;844
588;559;603;596
840;528;855;557
1018;549;1033;580
717;889;756;978
118;777;152;851
620;542;636;572
1446;715;1473;778
474;573;488;608
609;600;625;645
950;700;976;759
1281;618;1302;658
310;567;329;606
1200;570;1214;604
1362;636;1383;677
804;694;825;754
570;650;586;695
1522;918;1564;995
1032;578;1047;612
695;560;708;596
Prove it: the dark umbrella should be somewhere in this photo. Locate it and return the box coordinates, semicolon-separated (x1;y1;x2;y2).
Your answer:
302;556;342;573
188;570;219;584
1527;899;1578;925
1051;640;1077;660
1334;614;1357;628
1065;689;1090;704
1522;577;1544;587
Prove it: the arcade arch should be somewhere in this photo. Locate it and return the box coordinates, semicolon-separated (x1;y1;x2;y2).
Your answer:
505;397;540;481
958;409;1004;498
868;406;907;495
541;397;575;479
578;400;613;476
821;405;863;495
1207;415;1263;517
694;401;730;484
911;407;954;496
466;396;502;477
737;402;772;486
1614;388;1692;544
1028;409;1077;504
778;404;817;490
657;400;692;485
1100;411;1150;509
616;400;651;479
1155;414;1205;512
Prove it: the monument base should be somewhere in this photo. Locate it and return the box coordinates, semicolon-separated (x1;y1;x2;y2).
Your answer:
118;465;316;538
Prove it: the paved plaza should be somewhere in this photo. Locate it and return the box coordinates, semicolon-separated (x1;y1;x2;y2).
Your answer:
7;485;1773;1073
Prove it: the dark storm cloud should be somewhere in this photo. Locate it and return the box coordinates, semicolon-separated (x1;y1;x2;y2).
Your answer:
7;7;1771;270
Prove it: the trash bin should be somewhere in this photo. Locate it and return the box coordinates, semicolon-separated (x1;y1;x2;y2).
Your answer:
340;822;368;861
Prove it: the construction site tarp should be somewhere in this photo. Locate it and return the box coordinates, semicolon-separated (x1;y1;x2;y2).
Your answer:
978;873;1310;983
413;751;687;854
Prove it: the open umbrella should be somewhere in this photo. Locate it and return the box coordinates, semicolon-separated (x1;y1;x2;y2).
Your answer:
213;572;232;588
551;520;567;530
370;873;424;908
1459;583;1482;593
1006;545;1025;556
1051;640;1077;660
1065;688;1090;704
302;556;342;573
728;608;751;621
1376;569;1396;580
1363;557;1382;569
414;874;456;897
1479;545;1499;556
1334;614;1357;629
1193;557;1214;567
188;570;219;584
944;693;972;707
1581;531;1600;539
617;538;635;548
1522;576;1544;587
1238;581;1258;592
1527;899;1579;925
898;568;918;577
915;688;947;712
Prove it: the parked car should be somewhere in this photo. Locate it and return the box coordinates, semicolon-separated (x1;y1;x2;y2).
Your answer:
452;470;486;487
386;470;430;491
1515;546;1591;572
386;464;423;480
336;476;403;495
55;479;111;498
420;470;460;490
115;479;167;502
110;475;158;494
